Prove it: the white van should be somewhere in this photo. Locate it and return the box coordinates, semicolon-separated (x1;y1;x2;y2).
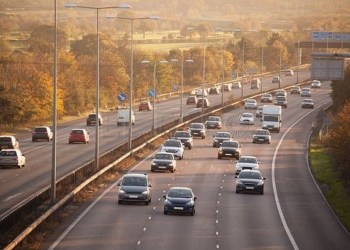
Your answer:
117;109;135;126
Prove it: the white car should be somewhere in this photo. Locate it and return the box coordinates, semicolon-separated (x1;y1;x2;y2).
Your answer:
244;99;258;109
256;106;263;117
161;139;184;160
196;88;208;97
311;80;321;88
235;156;260;175
232;82;242;89
0;149;26;168
239;113;254;125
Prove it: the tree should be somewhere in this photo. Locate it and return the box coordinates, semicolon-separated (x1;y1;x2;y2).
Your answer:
330;65;350;112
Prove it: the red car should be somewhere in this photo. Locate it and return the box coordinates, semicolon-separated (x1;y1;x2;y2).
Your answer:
139;101;152;111
69;129;90;144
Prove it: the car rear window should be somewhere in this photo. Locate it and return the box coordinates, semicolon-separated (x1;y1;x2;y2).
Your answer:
88;114;96;118
34;128;47;132
0;137;11;142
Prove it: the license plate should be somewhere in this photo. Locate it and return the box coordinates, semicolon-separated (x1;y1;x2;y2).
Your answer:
225;153;232;156
193;133;198;135
259;139;264;141
246;187;254;190
5;158;12;161
129;195;138;198
210;125;214;127
174;207;184;210
159;166;166;169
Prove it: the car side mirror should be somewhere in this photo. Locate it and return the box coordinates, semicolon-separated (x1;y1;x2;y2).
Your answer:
163;195;166;199
263;177;266;180
194;196;198;200
148;183;152;187
22;154;25;156
235;176;238;178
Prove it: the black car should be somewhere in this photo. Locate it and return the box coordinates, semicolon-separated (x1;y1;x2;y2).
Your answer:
209;87;220;95
196;98;210;108
151;152;176;173
218;140;242;160
252;129;271;144
117;173;152;205
213;132;232;147
86;113;103;126
188;123;206;139
32;126;53;142
205;116;222;129
235;170;266;195
163;187;197;215
173;131;193;149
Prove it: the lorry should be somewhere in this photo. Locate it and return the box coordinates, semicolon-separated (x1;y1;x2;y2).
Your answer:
261;105;282;133
117;109;135;126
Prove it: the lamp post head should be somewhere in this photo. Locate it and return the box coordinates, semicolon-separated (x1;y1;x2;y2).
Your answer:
64;3;77;8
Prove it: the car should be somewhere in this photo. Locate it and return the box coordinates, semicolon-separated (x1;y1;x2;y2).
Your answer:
196;88;208;97
138;101;152;111
196;98;211;108
68;129;90;144
232;81;242;89
290;86;301;94
160;139;184;160
301;87;311;97
163;187;197;215
188;123;206;139
32;126;53;142
223;84;232;92
186;96;198;105
275;89;287;97
311;80;321;88
86;113;103;126
235;156;260;175
260;94;273;103
213;131;232;147
256;106;263;117
239;113;254;125
250;78;261;89
205;116;222;129
272;76;281;83
244;99;258;109
117;173;152;205
252;129;271;144
209;86;220;95
301;98;314;108
0;135;19;150
218;140;242;160
173;131;193;149
274;96;288;108
235;170;266;195
285;69;294;76
0;149;26;168
151;152;176;173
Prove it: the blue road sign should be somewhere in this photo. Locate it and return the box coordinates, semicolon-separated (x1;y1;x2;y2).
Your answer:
231;71;237;78
148;89;156;97
312;31;333;40
173;83;178;90
117;93;127;102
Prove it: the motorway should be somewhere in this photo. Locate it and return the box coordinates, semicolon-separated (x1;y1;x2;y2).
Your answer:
35;78;350;249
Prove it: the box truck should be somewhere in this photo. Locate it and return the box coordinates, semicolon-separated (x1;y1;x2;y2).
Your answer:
261;105;282;133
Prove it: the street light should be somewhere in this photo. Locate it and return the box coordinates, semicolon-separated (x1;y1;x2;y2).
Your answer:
106;15;159;150
141;60;168;133
187;27;210;122
65;3;131;170
170;59;194;123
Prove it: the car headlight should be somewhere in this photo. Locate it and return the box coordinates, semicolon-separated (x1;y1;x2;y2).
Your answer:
237;180;244;185
185;200;194;206
151;162;157;166
142;190;149;195
257;182;264;186
218;149;223;154
236;165;241;170
169;163;174;167
119;189;125;194
214;139;218;143
164;199;173;205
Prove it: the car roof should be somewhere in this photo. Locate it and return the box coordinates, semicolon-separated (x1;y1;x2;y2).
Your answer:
123;173;148;177
239;156;257;159
169;187;192;191
239;169;262;174
0;149;20;152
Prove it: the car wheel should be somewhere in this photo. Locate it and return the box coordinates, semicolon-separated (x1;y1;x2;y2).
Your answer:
188;145;192;150
218;156;221;159
171;168;175;173
190;209;195;216
268;141;271;144
118;200;122;204
202;135;205;139
260;189;264;195
69;141;72;144
252;140;255;143
151;169;155;172
145;201;149;205
32;138;35;142
236;190;240;194
18;165;21;169
164;210;167;215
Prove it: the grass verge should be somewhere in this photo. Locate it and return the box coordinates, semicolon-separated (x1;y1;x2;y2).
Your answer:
309;132;350;232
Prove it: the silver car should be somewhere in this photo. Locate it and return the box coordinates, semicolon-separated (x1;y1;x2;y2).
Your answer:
244;99;258;109
0;149;26;168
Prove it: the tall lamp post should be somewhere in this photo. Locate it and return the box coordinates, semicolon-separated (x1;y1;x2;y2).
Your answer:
65;3;131;169
141;60;168;133
187;27;209;123
170;59;194;123
106;15;159;150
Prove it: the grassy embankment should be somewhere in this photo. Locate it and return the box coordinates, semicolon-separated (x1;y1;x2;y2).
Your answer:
309;132;350;232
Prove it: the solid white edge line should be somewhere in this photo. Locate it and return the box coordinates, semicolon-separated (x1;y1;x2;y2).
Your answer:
48;150;156;249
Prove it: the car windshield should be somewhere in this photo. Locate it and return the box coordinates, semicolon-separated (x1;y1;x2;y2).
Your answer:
154;154;173;160
71;130;84;135
242;113;253;117
304;100;313;103
164;140;181;147
0;150;17;156
222;141;238;148
216;133;230;138
190;124;203;129
122;177;147;186
246;100;255;104
256;130;269;135
264;116;279;122
175;132;189;138
263;95;271;98
238;157;257;163
168;189;192;198
208;117;219;121
239;172;262;179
